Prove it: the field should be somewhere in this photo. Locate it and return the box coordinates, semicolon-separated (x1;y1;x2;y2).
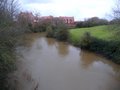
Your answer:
69;25;118;43
69;25;120;64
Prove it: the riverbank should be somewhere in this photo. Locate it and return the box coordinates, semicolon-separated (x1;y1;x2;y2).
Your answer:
69;25;113;43
69;25;120;64
0;26;28;90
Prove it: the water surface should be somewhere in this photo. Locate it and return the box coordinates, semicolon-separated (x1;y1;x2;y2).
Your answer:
10;33;120;90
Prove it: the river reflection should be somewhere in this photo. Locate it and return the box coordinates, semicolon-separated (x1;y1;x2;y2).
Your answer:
55;42;69;57
45;37;69;57
80;50;99;69
45;38;56;46
80;50;120;73
9;33;120;90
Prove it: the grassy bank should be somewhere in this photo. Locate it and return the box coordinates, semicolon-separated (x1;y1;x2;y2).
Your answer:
70;25;115;43
69;25;120;64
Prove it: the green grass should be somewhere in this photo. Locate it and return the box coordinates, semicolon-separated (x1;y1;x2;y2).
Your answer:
69;25;116;43
69;25;120;64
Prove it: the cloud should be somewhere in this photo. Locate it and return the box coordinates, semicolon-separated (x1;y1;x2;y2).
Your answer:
19;0;115;20
21;0;52;4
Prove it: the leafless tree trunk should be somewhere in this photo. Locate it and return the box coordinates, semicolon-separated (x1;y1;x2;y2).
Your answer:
0;0;19;27
113;0;120;24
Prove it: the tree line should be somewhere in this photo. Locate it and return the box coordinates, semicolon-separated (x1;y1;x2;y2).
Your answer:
75;16;120;28
76;17;109;28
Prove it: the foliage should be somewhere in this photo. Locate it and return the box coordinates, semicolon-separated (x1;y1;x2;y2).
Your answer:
28;18;52;33
0;42;16;90
76;17;108;28
55;29;69;41
70;25;112;44
69;25;120;64
0;0;26;89
112;0;120;24
79;33;120;64
79;32;93;48
45;18;69;41
46;25;54;37
54;20;68;40
28;16;69;41
0;26;23;90
0;0;18;27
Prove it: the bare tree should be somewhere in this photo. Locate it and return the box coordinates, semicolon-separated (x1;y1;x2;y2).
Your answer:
0;0;19;27
17;12;35;30
112;0;120;24
34;12;41;22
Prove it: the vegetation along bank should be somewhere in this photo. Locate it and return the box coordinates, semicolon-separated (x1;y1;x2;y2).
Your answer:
69;25;120;64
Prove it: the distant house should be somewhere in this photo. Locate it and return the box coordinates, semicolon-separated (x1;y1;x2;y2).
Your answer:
39;16;75;27
40;16;53;20
39;16;54;23
59;16;75;27
18;12;75;27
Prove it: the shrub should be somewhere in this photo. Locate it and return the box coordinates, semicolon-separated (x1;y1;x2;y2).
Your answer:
76;17;108;28
46;25;54;37
55;29;69;41
0;46;16;90
79;32;93;48
45;17;69;41
0;20;27;90
77;32;120;64
0;27;19;90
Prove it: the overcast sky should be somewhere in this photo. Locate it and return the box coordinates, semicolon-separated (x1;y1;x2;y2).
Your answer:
19;0;115;21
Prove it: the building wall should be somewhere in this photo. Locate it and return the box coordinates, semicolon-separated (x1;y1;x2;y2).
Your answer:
18;12;75;27
59;16;75;27
59;16;74;24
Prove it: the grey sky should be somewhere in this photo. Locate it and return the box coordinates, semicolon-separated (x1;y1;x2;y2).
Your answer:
19;0;115;20
21;0;52;4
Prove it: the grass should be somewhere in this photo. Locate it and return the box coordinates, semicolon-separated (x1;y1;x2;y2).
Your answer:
69;25;120;64
69;25;116;43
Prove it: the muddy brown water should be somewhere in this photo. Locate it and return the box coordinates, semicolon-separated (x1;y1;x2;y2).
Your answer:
9;33;120;90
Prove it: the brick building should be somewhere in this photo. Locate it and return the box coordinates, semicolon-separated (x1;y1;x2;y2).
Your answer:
59;16;74;24
40;16;75;27
18;12;75;27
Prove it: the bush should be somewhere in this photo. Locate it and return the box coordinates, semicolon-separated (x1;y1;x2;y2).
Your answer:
0;27;20;90
45;17;69;41
0;45;16;90
79;32;93;48
74;32;120;64
55;29;69;41
0;25;27;90
46;25;54;37
76;17;108;28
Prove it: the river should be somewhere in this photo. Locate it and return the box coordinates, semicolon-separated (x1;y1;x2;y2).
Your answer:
9;33;120;90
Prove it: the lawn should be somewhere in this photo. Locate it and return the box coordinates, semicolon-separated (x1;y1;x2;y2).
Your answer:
69;25;116;43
